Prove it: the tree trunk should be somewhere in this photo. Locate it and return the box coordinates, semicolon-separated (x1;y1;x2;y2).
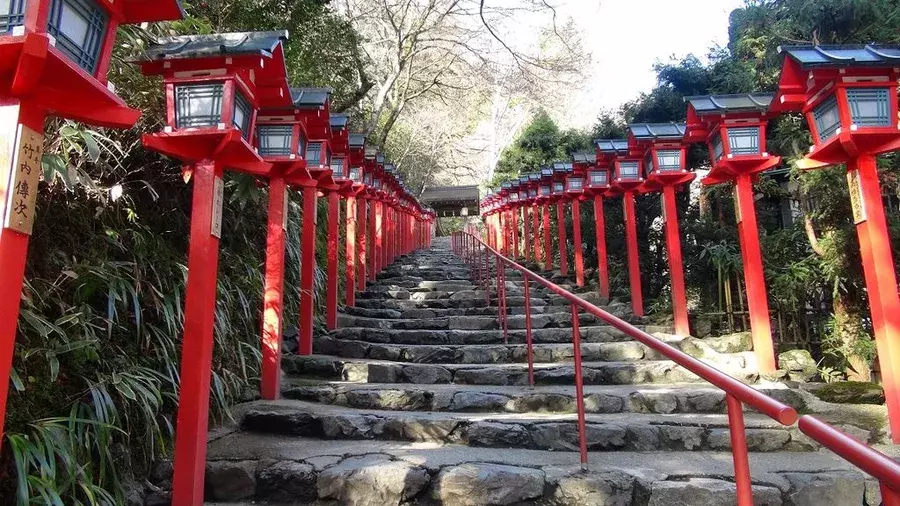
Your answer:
833;293;873;382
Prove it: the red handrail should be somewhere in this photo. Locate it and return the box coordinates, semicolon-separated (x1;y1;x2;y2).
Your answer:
451;229;900;505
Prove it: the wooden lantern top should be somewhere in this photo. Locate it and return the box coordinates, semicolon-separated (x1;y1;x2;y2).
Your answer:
138;31;291;106
774;44;900;112
774;44;900;168
684;93;781;185
0;0;184;128
140;31;292;177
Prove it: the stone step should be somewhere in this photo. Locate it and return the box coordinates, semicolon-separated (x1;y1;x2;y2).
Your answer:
327;325;671;346
342;305;503;318
336;309;658;331
200;431;885;505
314;336;755;366
279;382;811;416
281;355;758;386
239;400;833;453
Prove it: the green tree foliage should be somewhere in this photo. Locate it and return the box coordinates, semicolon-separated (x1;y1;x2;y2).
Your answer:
493;109;592;186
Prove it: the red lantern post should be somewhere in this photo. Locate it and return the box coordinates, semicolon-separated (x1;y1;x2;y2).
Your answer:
518;175;533;262
527;174;541;262
497;182;512;255
600;139;645;317
566;158;589;287
627;123;693;337
537;167;554;270
138;31;291;505
508;181;521;258
577;151;612;297
551;162;570;276
0;0;184;448
345;133;367;306
324;113;353;330
253;87;322;400
292;88;337;355
684;93;782;371
774;44;900;440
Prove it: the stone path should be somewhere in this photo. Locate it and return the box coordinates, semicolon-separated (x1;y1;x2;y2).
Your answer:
156;237;890;505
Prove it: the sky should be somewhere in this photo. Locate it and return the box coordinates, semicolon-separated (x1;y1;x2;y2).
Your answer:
557;0;746;128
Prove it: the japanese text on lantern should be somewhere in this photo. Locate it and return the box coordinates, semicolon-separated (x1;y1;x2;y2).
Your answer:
4;125;43;235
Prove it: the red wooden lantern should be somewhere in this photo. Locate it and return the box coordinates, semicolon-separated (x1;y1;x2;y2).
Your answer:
774;44;900;441
137;31;290;506
497;181;512;256
684;92;781;372
0;0;184;458
346;132;366;302
254;87;318;401
550;162;570;275
627;123;692;336
288;87;335;356
537;167;553;269
323;113;352;331
566;158;588;286
598;138;643;317
576;151;610;298
519;174;537;262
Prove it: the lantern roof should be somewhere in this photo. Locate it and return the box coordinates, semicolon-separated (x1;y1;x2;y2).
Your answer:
123;0;186;23
627;123;686;141
595;139;629;154
571;152;595;164
528;173;541;182
540;167;553;177
142;31;289;61
684;93;774;115
349;134;366;149
519;175;530;183
552;162;572;172
330;113;349;130
500;182;512;189
376;153;386;165
293;87;333;109
779;44;900;68
385;163;396;173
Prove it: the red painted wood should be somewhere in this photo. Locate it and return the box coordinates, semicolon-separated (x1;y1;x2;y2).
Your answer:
623;191;643;317
368;200;376;281
298;185;317;356
346;196;357;306
542;204;551;269
171;160;224;506
0;101;44;447
571;199;584;287
326;191;339;330
532;205;541;263
556;201;568;276
359;198;368;288
851;154;900;442
260;177;286;400
662;186;689;337
522;207;531;262
511;208;519;259
593;195;610;298
734;174;776;373
726;395;753;506
374;200;383;276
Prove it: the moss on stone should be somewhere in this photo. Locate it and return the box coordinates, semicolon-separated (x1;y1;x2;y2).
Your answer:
812;382;885;405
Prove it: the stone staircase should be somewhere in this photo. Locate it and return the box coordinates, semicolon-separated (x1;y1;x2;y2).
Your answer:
187;237;890;505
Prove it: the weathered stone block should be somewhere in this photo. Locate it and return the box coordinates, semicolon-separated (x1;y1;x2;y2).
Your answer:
432;463;545;505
